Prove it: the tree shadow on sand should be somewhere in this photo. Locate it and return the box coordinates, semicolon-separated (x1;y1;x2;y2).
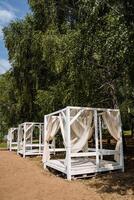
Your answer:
84;139;134;197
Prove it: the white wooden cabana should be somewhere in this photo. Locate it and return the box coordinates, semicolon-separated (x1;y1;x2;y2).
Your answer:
7;128;18;151
43;106;124;180
17;122;44;158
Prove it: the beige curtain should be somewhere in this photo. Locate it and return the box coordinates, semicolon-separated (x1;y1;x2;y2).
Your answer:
43;111;93;165
17;127;23;150
8;129;13;141
43;116;60;164
19;127;24;142
102;111;122;162
8;128;18;141
25;125;34;142
59;111;93;153
71;111;93;153
59;114;66;146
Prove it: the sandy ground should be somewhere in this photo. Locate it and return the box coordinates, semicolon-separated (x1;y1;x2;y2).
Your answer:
0;151;100;200
0;150;133;200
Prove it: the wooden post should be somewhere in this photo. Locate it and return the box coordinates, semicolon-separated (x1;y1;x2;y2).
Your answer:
99;116;103;160
17;126;20;155
16;128;18;152
52;137;56;155
43;116;47;169
7;130;9;150
119;111;124;172
30;126;33;151
41;123;44;152
23;124;26;158
39;124;41;154
66;107;71;180
9;129;12;151
94;110;99;171
120;136;124;172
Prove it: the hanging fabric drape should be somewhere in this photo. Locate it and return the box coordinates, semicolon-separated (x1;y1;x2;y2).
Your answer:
47;117;60;141
59;110;93;153
25;124;34;141
43;116;60;164
17;127;22;142
70;111;93;153
59;110;93;166
59;114;66;146
18;126;24;150
12;131;15;141
102;110;122;162
9;128;18;141
8;130;13;141
43;110;94;164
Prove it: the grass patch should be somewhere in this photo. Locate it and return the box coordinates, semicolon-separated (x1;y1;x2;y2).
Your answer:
0;143;7;148
123;130;131;136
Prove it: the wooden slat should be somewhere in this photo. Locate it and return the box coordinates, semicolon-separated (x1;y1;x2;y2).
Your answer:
71;152;98;157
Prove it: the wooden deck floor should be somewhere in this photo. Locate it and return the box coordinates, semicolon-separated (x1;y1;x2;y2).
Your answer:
46;157;121;177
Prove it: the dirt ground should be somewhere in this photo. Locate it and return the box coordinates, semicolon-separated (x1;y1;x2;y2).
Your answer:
0;140;134;200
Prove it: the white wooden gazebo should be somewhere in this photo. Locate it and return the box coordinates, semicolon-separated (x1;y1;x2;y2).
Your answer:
7;127;18;151
43;106;124;180
17;122;44;158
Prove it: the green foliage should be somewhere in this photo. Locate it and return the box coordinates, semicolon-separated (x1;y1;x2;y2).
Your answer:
0;143;7;148
0;0;134;138
0;72;18;140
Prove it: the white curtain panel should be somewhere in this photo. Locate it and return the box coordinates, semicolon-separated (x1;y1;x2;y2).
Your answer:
19;127;24;142
8;129;17;141
26;125;34;141
70;111;93;153
102;111;122;162
46;117;60;141
7;130;13;141
43;110;93;164
59;113;66;146
43;116;60;164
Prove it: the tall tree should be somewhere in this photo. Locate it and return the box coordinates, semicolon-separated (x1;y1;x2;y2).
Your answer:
1;0;133;135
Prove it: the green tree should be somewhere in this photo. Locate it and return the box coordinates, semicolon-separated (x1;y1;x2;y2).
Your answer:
1;0;133;135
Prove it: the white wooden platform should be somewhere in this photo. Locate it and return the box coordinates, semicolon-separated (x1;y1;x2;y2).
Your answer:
46;158;122;177
17;122;44;158
18;149;43;156
7;128;18;151
8;142;18;151
43;106;124;180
